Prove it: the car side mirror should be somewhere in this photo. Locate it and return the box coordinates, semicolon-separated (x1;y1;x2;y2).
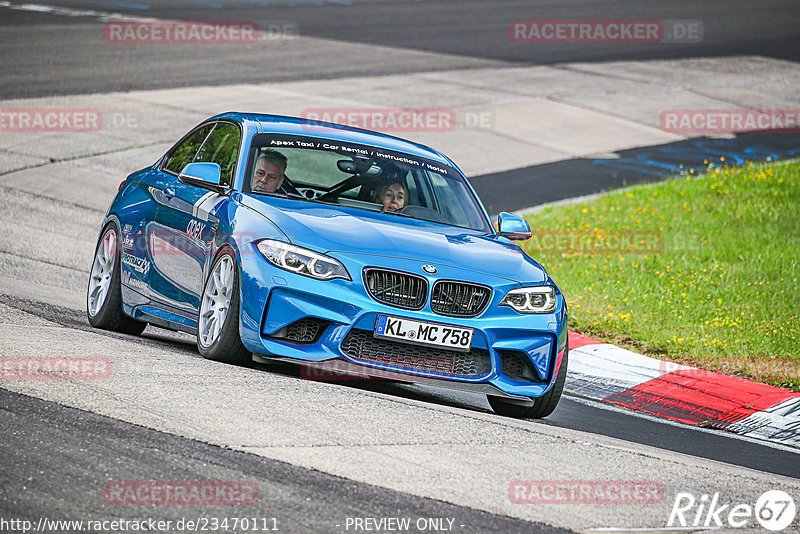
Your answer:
497;212;532;241
179;162;226;194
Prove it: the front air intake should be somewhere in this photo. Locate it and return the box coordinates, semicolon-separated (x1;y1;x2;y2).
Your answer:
341;329;491;378
268;318;326;344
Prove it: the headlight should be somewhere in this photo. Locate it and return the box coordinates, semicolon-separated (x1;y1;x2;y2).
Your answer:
257;240;350;281
500;286;557;313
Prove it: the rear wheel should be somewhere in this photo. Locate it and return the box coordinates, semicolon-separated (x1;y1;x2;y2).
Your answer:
86;224;147;335
197;250;251;365
488;340;569;419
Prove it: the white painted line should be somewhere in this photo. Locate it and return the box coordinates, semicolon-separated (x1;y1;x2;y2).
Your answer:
8;2;157;22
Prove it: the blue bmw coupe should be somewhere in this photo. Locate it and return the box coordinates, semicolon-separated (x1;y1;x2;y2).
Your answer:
87;113;568;418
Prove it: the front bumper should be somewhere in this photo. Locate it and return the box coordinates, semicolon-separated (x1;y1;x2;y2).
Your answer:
238;246;568;401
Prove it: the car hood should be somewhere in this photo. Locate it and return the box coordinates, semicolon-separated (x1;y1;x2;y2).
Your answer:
241;195;548;284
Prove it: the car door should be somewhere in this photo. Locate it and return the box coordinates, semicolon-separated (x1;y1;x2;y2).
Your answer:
116;124;209;306
148;121;241;318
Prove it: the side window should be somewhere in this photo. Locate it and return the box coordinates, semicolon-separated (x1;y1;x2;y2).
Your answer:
193;122;241;186
164;125;214;175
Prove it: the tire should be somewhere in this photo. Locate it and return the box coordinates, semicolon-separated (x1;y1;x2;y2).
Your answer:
86;224;147;335
197;250;251;365
488;339;569;419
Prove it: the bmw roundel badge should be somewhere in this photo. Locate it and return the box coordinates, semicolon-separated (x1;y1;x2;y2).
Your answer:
422;264;438;274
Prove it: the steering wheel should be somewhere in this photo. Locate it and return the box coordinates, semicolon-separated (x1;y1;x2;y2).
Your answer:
278;175;302;196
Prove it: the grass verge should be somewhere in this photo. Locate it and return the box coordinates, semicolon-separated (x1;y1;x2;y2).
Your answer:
522;159;799;390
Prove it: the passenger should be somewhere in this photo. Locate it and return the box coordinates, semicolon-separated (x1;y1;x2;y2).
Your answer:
251;149;287;193
373;181;408;212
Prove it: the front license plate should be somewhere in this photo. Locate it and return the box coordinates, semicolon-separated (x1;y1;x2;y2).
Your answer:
374;314;473;352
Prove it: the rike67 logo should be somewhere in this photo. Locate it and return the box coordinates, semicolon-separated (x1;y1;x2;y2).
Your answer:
668;490;796;531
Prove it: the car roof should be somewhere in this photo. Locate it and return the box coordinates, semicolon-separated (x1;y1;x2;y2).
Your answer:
208;112;456;167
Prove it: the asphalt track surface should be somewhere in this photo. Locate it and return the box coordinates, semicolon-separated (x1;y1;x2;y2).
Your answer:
3;292;799;481
2;389;565;534
1;2;799;532
1;292;798;533
473;131;800;214
0;0;799;97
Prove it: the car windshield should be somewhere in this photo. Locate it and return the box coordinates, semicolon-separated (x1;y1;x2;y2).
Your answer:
244;133;492;232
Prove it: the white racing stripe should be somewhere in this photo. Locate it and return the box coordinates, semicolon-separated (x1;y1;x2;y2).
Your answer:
192;191;222;222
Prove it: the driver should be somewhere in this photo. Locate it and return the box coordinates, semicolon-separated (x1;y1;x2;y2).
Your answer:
251;149;287;193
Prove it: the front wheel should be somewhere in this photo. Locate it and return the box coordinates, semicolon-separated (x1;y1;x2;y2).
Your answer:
488;340;569;419
86;224;147;335
197;250;251;365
